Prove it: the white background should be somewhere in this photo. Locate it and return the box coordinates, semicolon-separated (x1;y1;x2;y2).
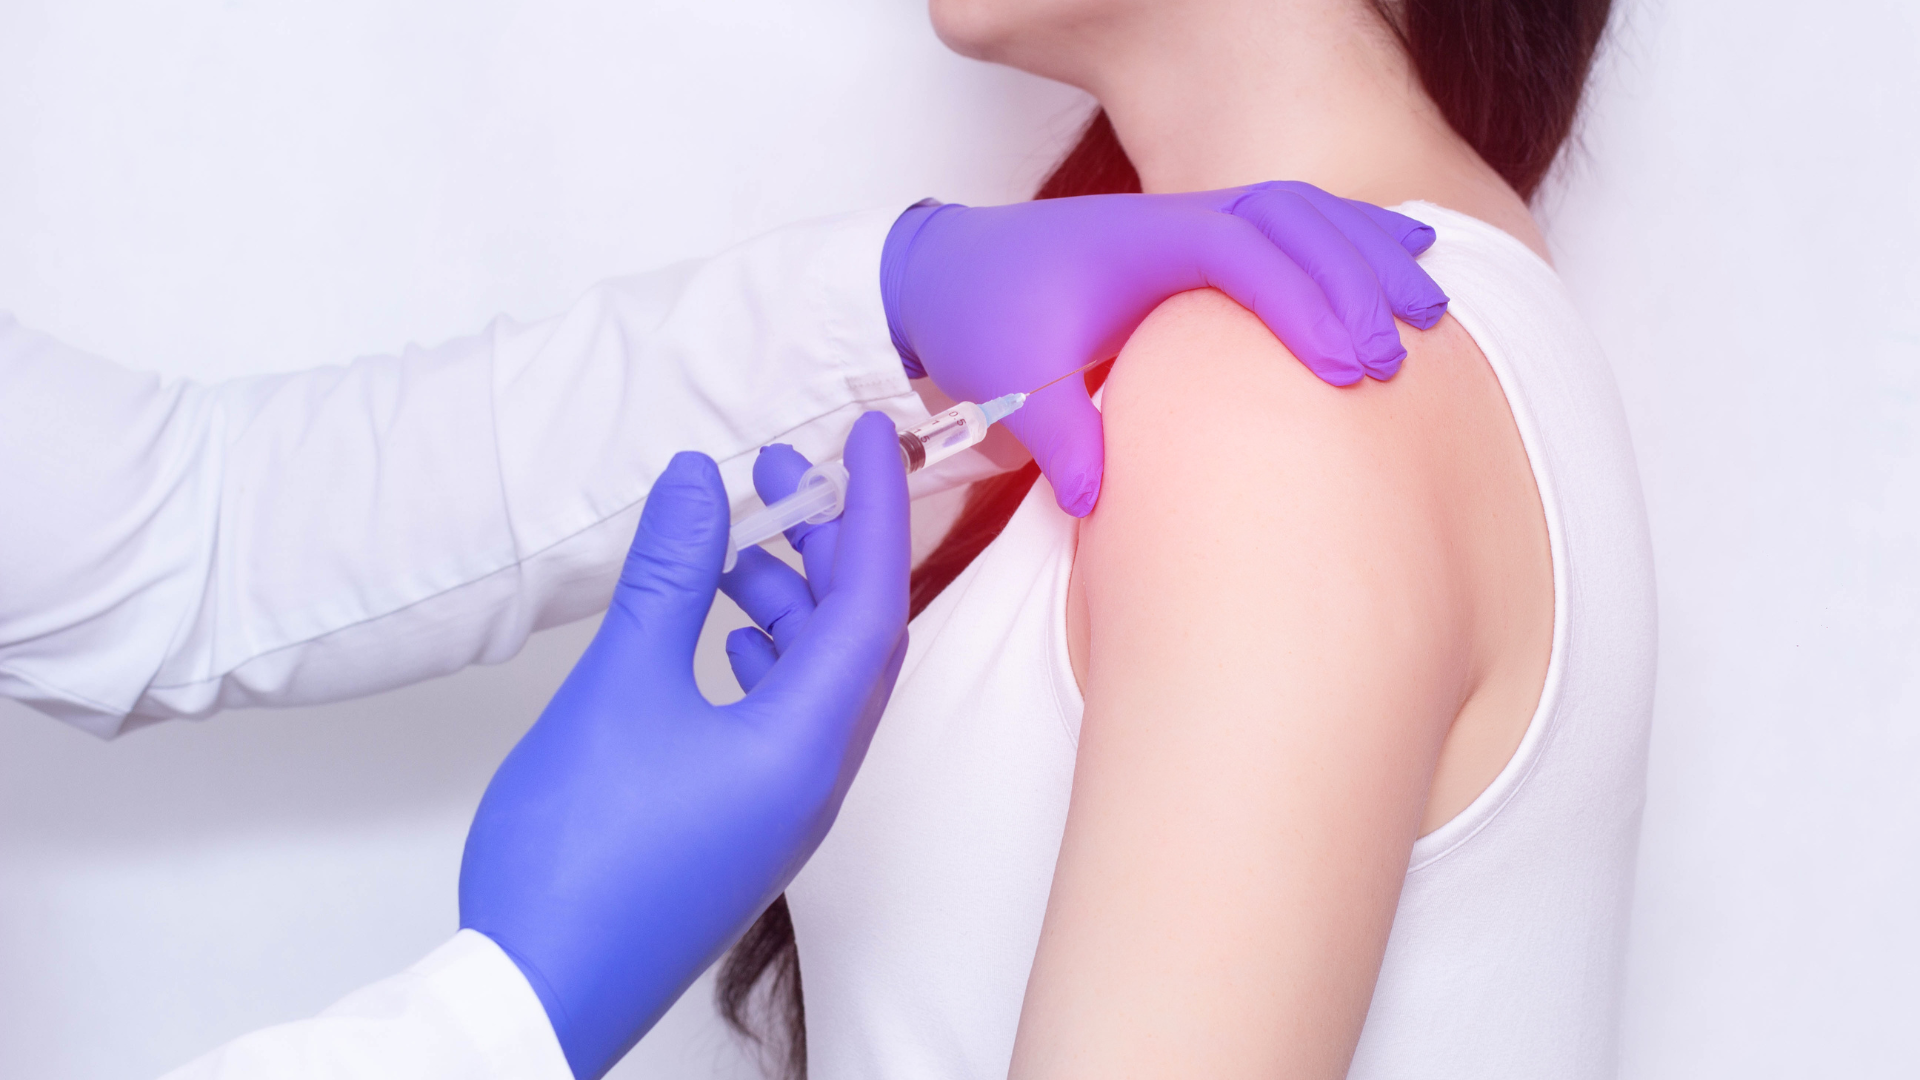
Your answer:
0;0;1913;1077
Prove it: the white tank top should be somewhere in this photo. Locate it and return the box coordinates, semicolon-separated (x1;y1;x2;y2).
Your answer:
784;203;1658;1079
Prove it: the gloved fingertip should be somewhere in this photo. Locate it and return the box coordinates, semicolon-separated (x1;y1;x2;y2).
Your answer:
725;626;778;693
834;412;912;595
724;624;764;656
1403;294;1449;330
1364;350;1407;381
616;452;728;621
840;411;912;520
1292;331;1368;386
1018;413;1104;518
658;450;721;493
850;409;906;448
638;453;727;544
1309;358;1367;387
1358;326;1410;373
1056;471;1101;518
1345;198;1438;255
753;443;814;503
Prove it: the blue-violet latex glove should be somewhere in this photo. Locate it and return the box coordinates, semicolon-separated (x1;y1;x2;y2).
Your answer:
881;180;1450;516
459;412;910;1080
722;436;893;691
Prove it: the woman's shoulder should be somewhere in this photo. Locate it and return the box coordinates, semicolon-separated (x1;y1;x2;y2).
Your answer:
1079;284;1554;833
1090;282;1537;593
1037;282;1554;1073
1078;281;1522;665
1095;284;1523;523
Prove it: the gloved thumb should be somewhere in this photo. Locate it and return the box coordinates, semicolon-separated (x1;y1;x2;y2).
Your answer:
1002;386;1106;518
601;451;730;680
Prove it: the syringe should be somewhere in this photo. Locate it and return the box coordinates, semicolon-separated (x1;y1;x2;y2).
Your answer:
724;392;1027;571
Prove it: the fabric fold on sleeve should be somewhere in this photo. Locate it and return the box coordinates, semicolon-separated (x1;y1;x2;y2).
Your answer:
157;930;572;1080
0;208;926;736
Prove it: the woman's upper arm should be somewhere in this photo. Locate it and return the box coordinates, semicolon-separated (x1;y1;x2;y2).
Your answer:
1010;289;1475;1079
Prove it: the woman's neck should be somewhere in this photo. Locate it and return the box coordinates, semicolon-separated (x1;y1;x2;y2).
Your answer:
1085;0;1549;258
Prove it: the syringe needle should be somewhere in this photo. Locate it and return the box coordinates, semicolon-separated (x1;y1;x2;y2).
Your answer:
1022;357;1109;397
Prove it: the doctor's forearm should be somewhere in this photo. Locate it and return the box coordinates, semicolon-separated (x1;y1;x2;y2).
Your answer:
0;209;921;736
158;931;572;1080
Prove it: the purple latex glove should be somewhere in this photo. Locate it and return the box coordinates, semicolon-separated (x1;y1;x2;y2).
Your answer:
881;180;1450;516
460;413;908;1079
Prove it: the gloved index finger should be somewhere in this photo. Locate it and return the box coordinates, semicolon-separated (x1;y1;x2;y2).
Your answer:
1287;185;1450;331
820;412;910;623
745;412;910;719
1341;198;1438;255
1186;211;1364;386
753;443;839;598
1000;383;1107;518
1226;184;1404;378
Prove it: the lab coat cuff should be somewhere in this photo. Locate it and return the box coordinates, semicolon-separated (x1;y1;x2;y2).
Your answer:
409;930;574;1080
815;206;925;413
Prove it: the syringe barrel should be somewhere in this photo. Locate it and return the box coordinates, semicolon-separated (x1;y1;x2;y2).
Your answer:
898;401;991;475
725;397;1019;570
794;460;851;523
722;460;848;572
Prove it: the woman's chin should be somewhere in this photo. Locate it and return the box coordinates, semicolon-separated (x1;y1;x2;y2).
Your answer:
928;0;1013;62
929;0;1100;66
930;0;1118;96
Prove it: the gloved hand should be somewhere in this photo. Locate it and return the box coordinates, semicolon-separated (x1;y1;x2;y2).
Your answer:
459;412;910;1080
882;181;1451;516
722;436;886;692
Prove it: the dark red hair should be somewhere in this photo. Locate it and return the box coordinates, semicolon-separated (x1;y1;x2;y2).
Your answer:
716;2;1610;1073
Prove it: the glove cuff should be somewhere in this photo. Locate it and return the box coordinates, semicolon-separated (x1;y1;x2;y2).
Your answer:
880;198;956;380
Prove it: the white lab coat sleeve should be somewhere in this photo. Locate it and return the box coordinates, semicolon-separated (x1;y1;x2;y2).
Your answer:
0;209;927;738
160;930;572;1080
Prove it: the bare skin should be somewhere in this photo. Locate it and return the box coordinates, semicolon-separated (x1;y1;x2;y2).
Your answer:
927;0;1555;1074
935;0;1549;260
